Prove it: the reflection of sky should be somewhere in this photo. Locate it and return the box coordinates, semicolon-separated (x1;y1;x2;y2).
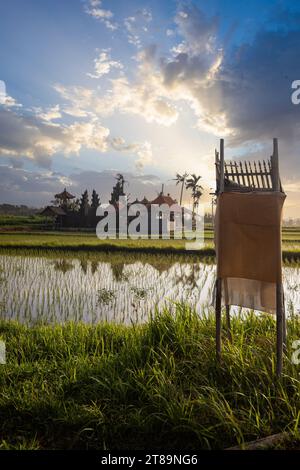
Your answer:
0;255;299;324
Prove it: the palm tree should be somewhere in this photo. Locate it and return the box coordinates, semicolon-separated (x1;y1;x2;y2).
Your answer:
173;172;188;206
185;174;203;223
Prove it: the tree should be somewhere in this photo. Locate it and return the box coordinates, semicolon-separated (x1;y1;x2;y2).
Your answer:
110;174;127;204
79;189;89;217
185;174;203;223
91;190;100;210
68;198;80;212
173;172;188;206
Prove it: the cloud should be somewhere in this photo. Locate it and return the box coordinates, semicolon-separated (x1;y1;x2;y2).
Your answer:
47;3;300;181
0;165;73;205
124;8;153;48
0;80;22;108
110;137;153;169
34;104;62;122
54;81;179;127
54;46;179;127
0;91;153;170
108;75;179;126
166;29;174;37
52;84;93;117
175;5;219;56
135;141;152;169
85;0;117;30
0;106;110;167
154;4;300;153
218;29;300;145
0;166;164;207
87;50;123;79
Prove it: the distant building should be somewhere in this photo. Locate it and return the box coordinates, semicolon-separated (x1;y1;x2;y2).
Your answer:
41;180;183;237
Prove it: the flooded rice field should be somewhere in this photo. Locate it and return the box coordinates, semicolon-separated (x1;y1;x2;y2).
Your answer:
0;253;299;324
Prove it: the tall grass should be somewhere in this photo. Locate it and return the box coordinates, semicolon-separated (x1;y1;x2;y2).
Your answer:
1;306;300;450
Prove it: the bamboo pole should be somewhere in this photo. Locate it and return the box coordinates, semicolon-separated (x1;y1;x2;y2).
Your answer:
272;138;280;191
276;282;283;377
226;305;232;342
216;278;222;361
219;139;225;193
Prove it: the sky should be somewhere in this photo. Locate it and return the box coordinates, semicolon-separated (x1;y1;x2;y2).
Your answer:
0;0;300;217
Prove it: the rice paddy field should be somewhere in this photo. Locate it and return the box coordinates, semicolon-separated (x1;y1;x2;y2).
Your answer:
0;249;299;325
0;229;300;450
0;228;299;259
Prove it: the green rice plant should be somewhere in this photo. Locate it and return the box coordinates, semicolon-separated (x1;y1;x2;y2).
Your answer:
1;307;300;450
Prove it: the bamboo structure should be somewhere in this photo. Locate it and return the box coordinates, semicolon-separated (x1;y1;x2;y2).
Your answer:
214;138;286;376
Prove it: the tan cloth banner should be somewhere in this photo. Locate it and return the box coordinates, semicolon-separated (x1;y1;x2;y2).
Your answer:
215;191;285;313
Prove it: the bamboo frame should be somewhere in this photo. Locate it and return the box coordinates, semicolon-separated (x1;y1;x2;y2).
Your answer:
215;138;282;192
214;138;285;376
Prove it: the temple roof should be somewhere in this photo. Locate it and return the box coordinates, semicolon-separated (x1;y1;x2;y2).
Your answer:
54;188;75;199
40;206;66;217
151;192;177;206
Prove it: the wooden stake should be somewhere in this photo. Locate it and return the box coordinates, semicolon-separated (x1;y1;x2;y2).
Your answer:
282;289;287;353
272;138;280;191
215;278;222;361
226;305;232;342
276;282;283;377
219;139;225;193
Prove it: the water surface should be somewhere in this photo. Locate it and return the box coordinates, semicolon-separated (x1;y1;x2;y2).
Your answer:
0;254;299;324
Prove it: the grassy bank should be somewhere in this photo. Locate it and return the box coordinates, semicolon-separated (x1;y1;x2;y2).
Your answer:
0;215;48;229
0;231;299;261
1;307;300;450
0;231;208;250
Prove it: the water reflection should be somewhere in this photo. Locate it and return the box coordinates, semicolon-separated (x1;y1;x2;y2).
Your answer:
53;259;74;274
0;254;299;325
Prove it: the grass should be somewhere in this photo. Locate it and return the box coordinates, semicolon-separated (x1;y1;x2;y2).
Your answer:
0;230;299;262
1;306;300;450
0;215;48;227
0;231;216;258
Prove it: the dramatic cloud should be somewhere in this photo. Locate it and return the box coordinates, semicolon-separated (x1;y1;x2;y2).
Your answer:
218;29;300;144
0;100;153;170
54;46;179;126
152;4;300;154
0;106;110;167
2;2;300;214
